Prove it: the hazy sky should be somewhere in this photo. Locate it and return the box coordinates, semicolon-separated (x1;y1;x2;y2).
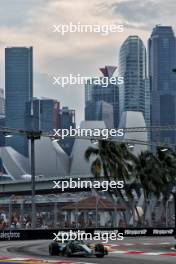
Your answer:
0;0;176;124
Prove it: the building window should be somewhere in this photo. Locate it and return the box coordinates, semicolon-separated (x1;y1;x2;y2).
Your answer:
162;38;169;48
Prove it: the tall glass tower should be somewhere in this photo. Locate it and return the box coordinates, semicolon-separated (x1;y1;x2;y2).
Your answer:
5;47;33;156
85;100;114;128
149;26;176;145
59;107;76;155
85;66;120;128
119;36;147;123
26;98;60;132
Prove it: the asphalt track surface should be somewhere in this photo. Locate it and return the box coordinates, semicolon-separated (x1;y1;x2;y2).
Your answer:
0;237;176;263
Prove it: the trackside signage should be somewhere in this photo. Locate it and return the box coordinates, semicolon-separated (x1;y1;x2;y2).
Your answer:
0;228;174;241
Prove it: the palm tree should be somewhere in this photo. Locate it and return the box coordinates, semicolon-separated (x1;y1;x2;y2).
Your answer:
105;142;142;225
85;140;136;226
134;151;163;197
85;141;135;182
156;147;176;222
133;151;160;224
106;142;135;182
133;148;176;225
156;147;176;189
85;140;176;227
85;140;111;179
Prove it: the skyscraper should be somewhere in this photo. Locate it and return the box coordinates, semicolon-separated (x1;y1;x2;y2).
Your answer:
0;89;5;147
149;26;176;145
119;36;147;121
59;106;76;155
59;107;76;130
85;66;120;128
5;47;33;156
27;98;60;132
0;89;5;116
144;79;151;129
85;100;114;128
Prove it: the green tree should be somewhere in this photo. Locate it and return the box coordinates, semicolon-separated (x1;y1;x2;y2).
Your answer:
133;147;176;225
85;141;136;226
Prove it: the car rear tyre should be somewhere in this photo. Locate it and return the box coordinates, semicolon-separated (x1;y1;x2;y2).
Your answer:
95;244;105;258
49;243;59;256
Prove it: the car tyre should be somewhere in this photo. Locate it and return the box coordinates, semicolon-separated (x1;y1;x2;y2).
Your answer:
49;243;59;256
95;244;105;258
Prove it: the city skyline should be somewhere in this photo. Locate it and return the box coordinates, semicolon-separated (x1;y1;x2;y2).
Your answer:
0;0;175;124
1;26;174;134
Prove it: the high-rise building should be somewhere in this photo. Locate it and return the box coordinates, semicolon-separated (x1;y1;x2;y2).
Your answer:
144;79;151;128
0;89;5;116
85;66;120;128
5;47;33;156
119;36;147;121
59;107;76;129
59;106;76;155
0;89;5;147
149;26;176;145
85;100;114;128
27;98;60;132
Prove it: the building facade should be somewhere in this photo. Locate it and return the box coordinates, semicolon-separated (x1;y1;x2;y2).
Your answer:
59;107;76;155
27;98;60;132
144;78;151;128
119;36;147;123
5;47;33;156
85;100;114;128
85;66;120;128
59;107;76;129
0;89;5;115
149;26;176;145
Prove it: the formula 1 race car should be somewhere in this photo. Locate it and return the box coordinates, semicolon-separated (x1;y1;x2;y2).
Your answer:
49;239;108;258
